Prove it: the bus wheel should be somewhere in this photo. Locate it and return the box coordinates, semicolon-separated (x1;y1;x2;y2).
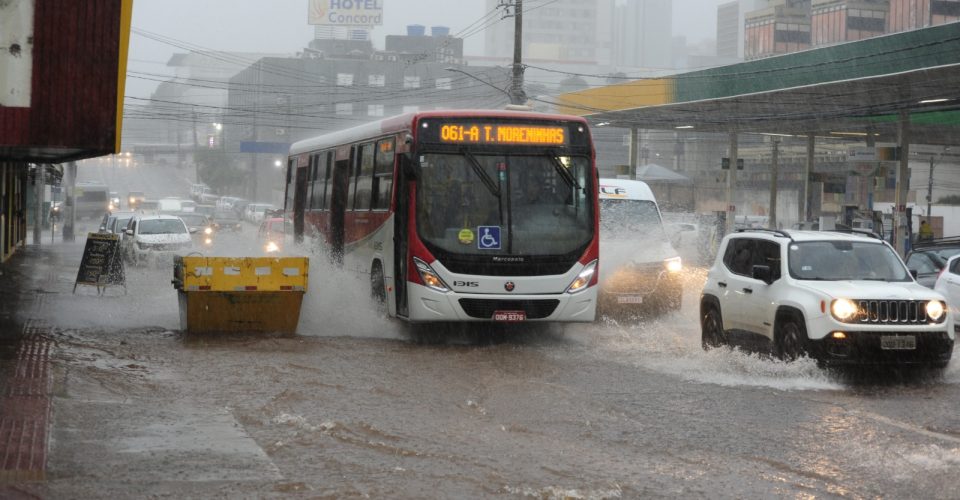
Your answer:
370;261;386;305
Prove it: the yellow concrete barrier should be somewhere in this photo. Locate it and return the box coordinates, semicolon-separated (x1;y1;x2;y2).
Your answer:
173;256;309;334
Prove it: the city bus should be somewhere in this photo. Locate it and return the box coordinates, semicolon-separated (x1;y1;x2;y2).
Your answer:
286;110;599;323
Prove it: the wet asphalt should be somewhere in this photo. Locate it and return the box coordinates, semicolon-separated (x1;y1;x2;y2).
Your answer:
1;226;959;499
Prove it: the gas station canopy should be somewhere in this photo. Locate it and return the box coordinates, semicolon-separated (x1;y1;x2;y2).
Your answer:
555;23;960;145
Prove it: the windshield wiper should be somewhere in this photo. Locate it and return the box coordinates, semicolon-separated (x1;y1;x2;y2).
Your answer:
549;155;581;191
462;150;501;198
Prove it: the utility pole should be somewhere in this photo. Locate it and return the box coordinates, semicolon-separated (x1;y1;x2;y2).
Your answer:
507;0;526;105
33;164;43;245
768;137;780;229
927;154;935;220
192;105;200;184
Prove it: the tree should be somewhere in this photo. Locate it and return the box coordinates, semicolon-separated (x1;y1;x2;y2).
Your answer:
195;149;245;193
936;195;960;205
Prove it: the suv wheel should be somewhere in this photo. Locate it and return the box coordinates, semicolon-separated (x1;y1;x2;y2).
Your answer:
701;306;726;350
775;316;807;361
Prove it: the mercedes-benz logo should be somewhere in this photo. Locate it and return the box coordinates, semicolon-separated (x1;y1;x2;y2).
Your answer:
504;281;515;292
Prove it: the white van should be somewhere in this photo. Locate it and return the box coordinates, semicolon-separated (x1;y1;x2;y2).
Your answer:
598;178;683;315
156;198;183;213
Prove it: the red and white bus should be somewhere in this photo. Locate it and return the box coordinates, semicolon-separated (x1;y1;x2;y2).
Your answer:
285;110;599;323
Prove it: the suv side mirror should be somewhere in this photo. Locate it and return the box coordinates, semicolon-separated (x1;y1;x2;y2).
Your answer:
910;269;919;280
752;265;774;285
125;229;133;236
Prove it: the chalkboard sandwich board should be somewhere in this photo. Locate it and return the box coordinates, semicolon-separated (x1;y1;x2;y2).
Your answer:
74;232;125;294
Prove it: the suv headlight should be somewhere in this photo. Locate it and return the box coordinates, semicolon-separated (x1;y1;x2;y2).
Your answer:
566;260;597;294
926;300;946;322
831;299;858;321
414;257;450;293
664;256;682;273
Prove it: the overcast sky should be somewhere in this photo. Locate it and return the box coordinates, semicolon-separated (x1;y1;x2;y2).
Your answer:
126;0;727;98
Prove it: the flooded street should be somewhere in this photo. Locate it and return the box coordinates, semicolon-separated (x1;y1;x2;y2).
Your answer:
4;226;959;498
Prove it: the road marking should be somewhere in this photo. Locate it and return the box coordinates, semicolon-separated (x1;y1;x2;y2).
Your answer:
851;409;960;445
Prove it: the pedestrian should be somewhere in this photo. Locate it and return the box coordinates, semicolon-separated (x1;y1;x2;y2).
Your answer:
918;219;934;242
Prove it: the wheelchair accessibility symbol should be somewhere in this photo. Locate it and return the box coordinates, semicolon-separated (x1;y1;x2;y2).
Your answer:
478;226;501;250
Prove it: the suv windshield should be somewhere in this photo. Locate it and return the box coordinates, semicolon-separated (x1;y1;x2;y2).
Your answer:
416;153;592;256
139;219;187;235
599;199;664;239
788;240;910;281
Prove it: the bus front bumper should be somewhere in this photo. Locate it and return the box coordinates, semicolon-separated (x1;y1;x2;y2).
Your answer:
405;283;597;323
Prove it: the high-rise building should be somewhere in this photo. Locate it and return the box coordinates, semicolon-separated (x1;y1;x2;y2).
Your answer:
615;0;672;68
744;0;812;60
716;0;776;59
811;0;888;47
483;0;615;65
888;0;960;32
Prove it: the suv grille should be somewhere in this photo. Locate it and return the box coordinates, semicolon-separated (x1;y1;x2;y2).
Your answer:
458;299;560;319
850;300;936;324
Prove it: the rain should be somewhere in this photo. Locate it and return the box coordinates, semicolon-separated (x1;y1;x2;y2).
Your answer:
2;0;960;497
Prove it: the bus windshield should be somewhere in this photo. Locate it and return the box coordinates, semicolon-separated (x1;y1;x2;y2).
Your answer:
417;153;593;256
599;199;665;240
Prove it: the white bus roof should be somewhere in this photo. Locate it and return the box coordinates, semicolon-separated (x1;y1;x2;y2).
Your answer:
598;178;656;201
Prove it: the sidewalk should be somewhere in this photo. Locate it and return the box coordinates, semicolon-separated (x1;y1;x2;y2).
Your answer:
0;241;75;484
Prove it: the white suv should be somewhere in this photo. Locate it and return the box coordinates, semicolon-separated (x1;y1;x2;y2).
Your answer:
700;229;954;368
123;214;193;266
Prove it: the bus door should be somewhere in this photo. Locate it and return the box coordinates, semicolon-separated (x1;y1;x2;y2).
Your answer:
328;145;352;264
393;154;411;317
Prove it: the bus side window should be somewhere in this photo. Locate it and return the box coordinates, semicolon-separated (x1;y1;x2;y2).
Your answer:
373;138;395;211
310;153;327;210
354;142;375;211
322;151;333;210
346;145;358;211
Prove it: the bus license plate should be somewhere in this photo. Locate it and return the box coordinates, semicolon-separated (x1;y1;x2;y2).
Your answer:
880;335;916;350
617;295;643;304
493;311;526;322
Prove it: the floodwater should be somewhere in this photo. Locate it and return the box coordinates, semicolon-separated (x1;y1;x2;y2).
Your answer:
4;221;960;498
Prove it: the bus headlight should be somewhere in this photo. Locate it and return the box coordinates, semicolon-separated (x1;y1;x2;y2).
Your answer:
414;257;450;293
926;300;945;322
664;256;682;273
566;260;597;294
831;299;858;321
265;241;280;253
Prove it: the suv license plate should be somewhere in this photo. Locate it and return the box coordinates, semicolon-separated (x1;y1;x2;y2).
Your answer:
493;311;526;322
880;335;916;350
617;295;644;304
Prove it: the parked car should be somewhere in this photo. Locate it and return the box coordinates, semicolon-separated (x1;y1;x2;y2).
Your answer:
701;229;953;368
211;210;243;233
122;215;193;267
905;237;960;288
934;254;960;327
105;210;137;240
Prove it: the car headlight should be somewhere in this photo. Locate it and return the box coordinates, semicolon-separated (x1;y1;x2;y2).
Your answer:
265;241;280;253
664;256;682;273
204;227;212;235
566;260;598;294
926;300;946;322
831;298;858;321
204;237;213;246
414;257;449;293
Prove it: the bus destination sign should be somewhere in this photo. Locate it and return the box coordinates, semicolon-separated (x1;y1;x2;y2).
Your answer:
438;124;567;146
